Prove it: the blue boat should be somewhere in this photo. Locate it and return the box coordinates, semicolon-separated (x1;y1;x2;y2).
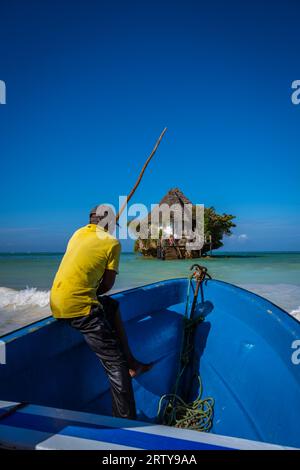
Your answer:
0;276;299;450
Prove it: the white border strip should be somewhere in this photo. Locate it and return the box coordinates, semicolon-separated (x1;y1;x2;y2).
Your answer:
36;434;138;450
122;424;294;450
0;401;18;409
16;403;297;450
0;341;6;365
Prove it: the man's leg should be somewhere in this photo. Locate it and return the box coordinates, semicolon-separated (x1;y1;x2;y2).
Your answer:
111;306;153;378
69;307;136;420
100;296;153;378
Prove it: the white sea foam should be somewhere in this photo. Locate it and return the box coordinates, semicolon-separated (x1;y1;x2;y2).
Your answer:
0;287;50;310
0;287;50;336
290;307;300;321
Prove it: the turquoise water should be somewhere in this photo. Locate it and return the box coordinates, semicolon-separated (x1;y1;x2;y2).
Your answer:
1;251;300;290
0;251;300;335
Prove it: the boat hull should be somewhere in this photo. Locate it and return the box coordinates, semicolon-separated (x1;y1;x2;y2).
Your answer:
0;278;299;448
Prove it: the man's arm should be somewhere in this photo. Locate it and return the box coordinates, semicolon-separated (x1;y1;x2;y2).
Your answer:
97;241;120;295
97;269;117;295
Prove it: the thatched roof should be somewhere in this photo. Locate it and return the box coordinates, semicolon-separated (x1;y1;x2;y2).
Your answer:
145;188;193;223
133;187;195;239
158;187;192;207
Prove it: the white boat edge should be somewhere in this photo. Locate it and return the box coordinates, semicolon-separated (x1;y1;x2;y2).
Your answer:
0;401;297;451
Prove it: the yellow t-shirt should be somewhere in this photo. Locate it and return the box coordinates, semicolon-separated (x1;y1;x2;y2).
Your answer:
50;224;121;319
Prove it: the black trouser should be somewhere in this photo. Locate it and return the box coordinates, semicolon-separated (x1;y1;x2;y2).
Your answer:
65;297;136;420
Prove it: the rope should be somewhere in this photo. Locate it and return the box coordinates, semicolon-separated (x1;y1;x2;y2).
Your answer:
157;377;214;431
157;267;214;432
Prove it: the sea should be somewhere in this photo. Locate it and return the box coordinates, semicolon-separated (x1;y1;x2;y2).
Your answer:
0;251;300;336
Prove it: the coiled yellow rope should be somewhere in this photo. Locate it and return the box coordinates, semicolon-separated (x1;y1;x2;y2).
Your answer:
157;376;214;431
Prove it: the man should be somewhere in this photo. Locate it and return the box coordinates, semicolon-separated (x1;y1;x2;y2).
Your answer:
50;205;152;420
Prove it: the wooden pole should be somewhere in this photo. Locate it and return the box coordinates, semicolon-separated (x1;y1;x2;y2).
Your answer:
115;127;167;222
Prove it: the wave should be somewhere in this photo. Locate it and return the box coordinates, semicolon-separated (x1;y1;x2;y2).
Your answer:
0;286;50;310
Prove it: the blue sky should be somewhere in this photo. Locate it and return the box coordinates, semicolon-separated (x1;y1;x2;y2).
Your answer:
0;0;299;252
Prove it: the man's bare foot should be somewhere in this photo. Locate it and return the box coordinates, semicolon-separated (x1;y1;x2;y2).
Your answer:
128;360;153;378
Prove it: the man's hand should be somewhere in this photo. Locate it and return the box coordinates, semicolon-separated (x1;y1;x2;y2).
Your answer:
97;269;117;295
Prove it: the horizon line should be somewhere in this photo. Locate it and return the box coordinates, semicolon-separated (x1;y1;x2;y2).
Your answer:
0;250;300;255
